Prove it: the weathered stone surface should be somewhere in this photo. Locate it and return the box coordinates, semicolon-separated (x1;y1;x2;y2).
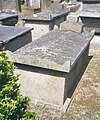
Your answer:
28;0;40;9
23;9;70;21
67;13;79;23
0;0;21;12
80;0;100;2
23;9;69;39
14;29;93;72
0;1;2;11
13;29;94;107
13;34;100;120
84;6;100;13
28;100;64;119
0;26;31;43
67;4;80;12
70;0;77;4
25;23;50;40
79;6;100;18
41;0;52;11
79;6;100;33
0;26;32;51
0;12;18;20
60;21;84;33
82;1;100;11
0;12;18;26
15;67;66;106
79;11;100;18
50;3;62;10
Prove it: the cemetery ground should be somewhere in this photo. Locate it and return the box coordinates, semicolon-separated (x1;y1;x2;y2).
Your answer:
28;35;100;120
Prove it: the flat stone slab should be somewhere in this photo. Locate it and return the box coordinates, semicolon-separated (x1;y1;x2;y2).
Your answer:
0;26;32;43
0;12;18;21
22;9;70;21
13;29;93;72
0;0;21;12
80;0;100;2
79;6;100;18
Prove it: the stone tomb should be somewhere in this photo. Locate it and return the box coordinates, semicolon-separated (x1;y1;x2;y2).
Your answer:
28;0;40;9
13;29;94;110
0;26;32;52
22;9;69;39
78;4;100;33
0;12;18;26
40;0;52;11
0;0;21;12
28;0;52;11
80;0;100;10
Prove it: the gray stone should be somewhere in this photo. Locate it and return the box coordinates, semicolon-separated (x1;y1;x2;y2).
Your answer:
52;0;61;2
79;7;100;17
70;0;77;4
83;3;100;10
0;0;21;12
60;21;84;33
80;0;100;3
13;29;94;108
67;13;79;23
0;1;2;11
78;6;100;33
0;12;18;26
23;9;70;21
13;29;93;72
22;9;69;39
0;26;32;52
50;3;62;10
28;0;40;9
67;4;80;12
41;0;52;11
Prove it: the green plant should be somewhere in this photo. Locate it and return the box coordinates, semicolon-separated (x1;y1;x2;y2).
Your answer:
97;112;100;120
0;51;36;120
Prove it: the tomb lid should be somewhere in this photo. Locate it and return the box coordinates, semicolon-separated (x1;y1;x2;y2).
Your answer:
0;26;33;43
22;9;70;21
79;0;100;2
13;29;94;72
0;12;18;21
79;6;100;18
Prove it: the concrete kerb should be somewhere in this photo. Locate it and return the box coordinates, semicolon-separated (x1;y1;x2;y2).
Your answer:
28;96;73;113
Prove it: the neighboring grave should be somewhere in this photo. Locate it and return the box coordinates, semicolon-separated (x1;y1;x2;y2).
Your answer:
28;0;40;9
28;0;52;12
41;0;52;11
80;0;100;10
70;0;77;4
79;6;100;33
49;3;62;10
0;1;2;11
78;0;100;33
0;0;21;12
0;26;32;52
22;9;69;39
13;29;94;111
0;12;18;26
60;12;84;33
60;21;84;33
